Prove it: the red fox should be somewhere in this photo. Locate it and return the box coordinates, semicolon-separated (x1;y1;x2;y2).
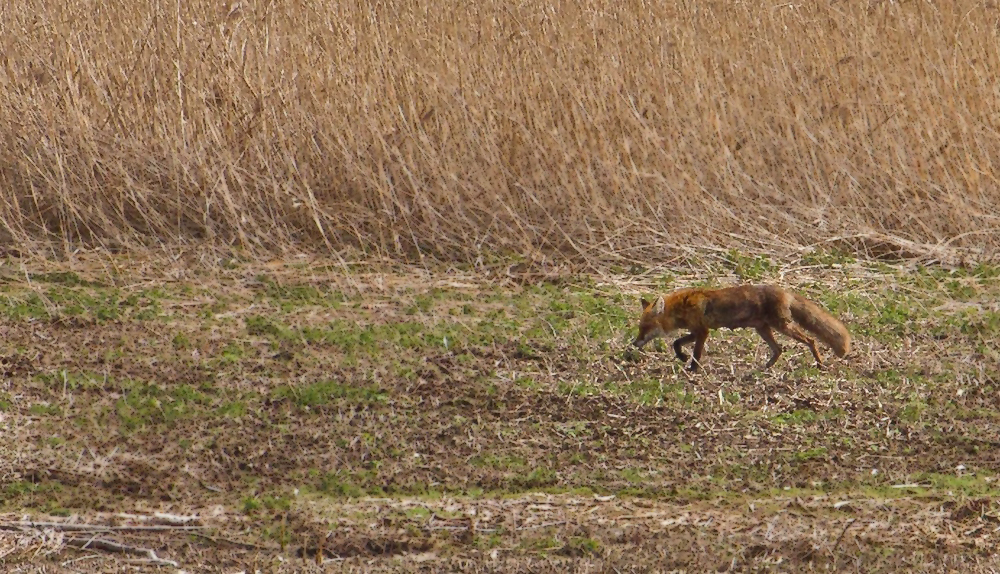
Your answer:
632;284;851;371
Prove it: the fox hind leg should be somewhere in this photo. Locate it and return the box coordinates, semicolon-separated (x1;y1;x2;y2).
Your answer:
755;326;784;369
672;333;697;362
776;322;824;366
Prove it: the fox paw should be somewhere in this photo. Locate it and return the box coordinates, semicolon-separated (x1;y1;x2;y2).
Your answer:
686;361;701;373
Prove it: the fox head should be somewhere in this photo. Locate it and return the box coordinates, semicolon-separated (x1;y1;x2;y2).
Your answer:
633;296;670;348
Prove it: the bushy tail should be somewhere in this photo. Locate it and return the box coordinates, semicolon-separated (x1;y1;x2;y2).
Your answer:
790;295;851;357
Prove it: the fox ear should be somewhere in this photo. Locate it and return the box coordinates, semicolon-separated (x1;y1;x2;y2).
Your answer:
653;296;665;314
640;298;650;310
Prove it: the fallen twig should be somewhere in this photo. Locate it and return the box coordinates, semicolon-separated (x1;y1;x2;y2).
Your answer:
65;537;178;568
0;521;205;533
832;518;857;571
517;520;568;531
116;512;201;526
425;524;498;533
190;531;273;551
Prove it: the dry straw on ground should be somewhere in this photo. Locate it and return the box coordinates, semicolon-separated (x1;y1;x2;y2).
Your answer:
1;0;998;263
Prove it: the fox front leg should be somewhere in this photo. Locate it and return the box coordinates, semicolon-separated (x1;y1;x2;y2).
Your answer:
687;330;710;372
672;333;697;363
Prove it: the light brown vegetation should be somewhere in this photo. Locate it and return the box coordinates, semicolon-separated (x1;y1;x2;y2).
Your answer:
1;0;998;261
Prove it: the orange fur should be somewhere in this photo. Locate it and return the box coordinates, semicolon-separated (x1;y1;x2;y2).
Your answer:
633;285;850;371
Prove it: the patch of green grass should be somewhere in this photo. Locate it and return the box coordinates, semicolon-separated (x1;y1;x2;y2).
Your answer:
46;287;121;321
813;289;866;317
556;420;590;438
262;494;293;511
115;382;214;430
317;470;383;498
405;506;431;520
172;333;191;349
771;409;818;426
42;503;72;517
941;279;978;300
557;380;601;397
263;520;294;551
958;310;1000;336
3;481;43;498
565;536;602;556
789;364;823;379
620;467;645;483
874;369;906;387
304;319;470;354
968;262;1000;279
0;293;50;320
121;290;165;320
407;293;436;314
217;401;248;418
271;380;387;409
866;299;918;337
904;473;1000;497
724;250;776;281
378;322;432;350
475;532;504;549
515;376;541;391
510;466;558;489
3;283;162;323
218;342;246;364
302;319;373;350
614;377;692;406
792;447;828;462
29;403;62;417
246;315;296;341
241;496;263;514
912;263;1000;290
520;535;561;553
30;271;105;288
254;275;346;311
0;480;64;509
800;249;857;268
899;398;927;423
35;370;106;392
570;291;632;340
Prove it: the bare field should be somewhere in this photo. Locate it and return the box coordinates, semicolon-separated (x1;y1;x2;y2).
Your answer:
0;253;998;571
2;1;999;262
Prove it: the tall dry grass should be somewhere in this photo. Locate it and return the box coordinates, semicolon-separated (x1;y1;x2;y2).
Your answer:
1;0;998;264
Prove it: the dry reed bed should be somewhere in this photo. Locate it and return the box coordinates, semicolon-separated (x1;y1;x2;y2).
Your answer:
1;0;998;263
